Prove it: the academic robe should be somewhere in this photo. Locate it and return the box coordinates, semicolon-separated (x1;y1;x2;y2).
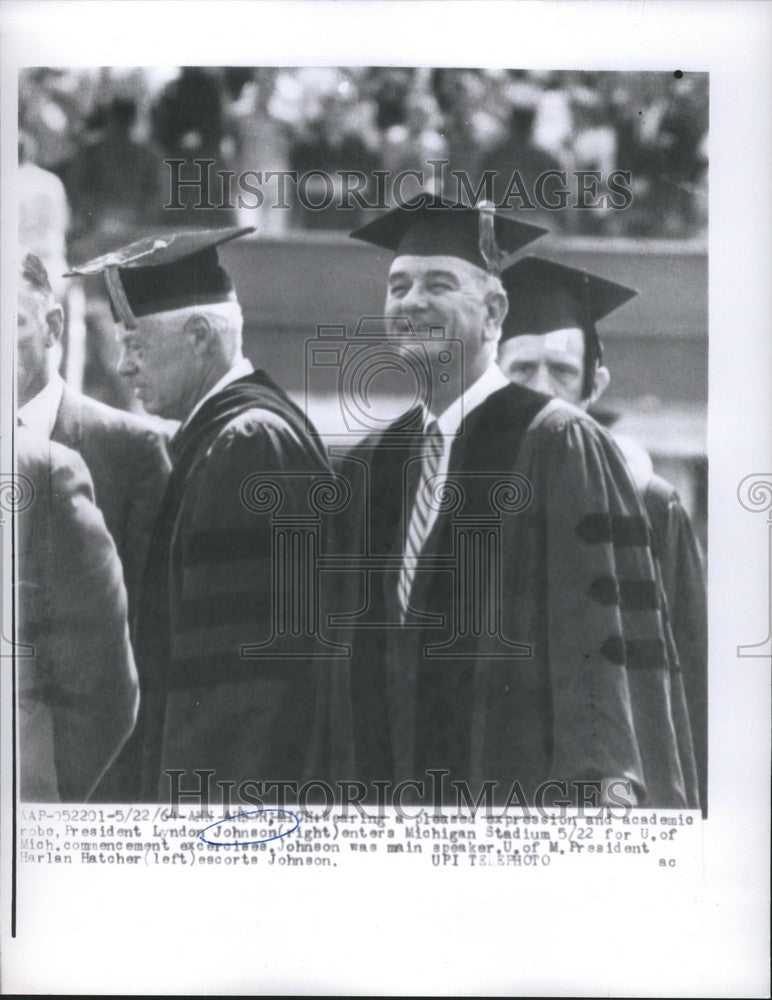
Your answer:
613;434;708;813
328;384;700;809
130;370;331;801
643;473;708;813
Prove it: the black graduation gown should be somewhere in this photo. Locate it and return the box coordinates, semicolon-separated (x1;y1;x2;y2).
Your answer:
129;370;331;800
644;473;708;813
328;384;701;809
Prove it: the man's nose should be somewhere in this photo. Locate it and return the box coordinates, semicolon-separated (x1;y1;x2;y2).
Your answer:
400;282;428;313
531;365;553;395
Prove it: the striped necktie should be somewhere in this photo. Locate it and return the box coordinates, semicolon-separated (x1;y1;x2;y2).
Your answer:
398;419;444;621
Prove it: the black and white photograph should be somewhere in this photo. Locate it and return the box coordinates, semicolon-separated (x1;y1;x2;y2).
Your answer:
13;61;710;810
0;2;769;997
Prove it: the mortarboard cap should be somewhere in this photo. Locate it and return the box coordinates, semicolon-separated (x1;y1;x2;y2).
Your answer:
500;255;638;341
350;194;546;274
65;226;255;328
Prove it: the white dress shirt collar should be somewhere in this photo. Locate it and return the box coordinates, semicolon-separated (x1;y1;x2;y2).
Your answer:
401;363;510;590
431;362;510;439
17;372;64;437
181;356;254;429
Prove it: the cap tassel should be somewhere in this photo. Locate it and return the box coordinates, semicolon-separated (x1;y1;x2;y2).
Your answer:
104;266;137;329
477;201;505;276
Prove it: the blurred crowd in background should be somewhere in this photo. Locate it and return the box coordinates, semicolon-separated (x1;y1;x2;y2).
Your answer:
17;64;709;547
20;65;708;272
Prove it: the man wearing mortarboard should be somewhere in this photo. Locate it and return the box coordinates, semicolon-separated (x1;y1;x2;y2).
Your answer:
331;195;699;809
67;227;331;800
497;255;707;811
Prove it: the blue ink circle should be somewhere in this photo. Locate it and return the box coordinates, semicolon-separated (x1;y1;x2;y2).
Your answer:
197;808;300;847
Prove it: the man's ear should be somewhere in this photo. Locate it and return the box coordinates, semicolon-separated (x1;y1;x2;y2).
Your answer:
589;365;610;404
483;289;508;340
183;313;214;356
45;305;64;347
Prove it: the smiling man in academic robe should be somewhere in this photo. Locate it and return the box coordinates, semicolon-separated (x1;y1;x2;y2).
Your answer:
332;195;700;810
68;226;331;800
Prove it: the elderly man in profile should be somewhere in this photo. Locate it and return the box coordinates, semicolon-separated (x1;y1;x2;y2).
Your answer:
330;195;700;810
67;226;331;801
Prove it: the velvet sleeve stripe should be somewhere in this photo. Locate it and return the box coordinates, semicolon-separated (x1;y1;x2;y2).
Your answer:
575;512;650;546
599;635;670;670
